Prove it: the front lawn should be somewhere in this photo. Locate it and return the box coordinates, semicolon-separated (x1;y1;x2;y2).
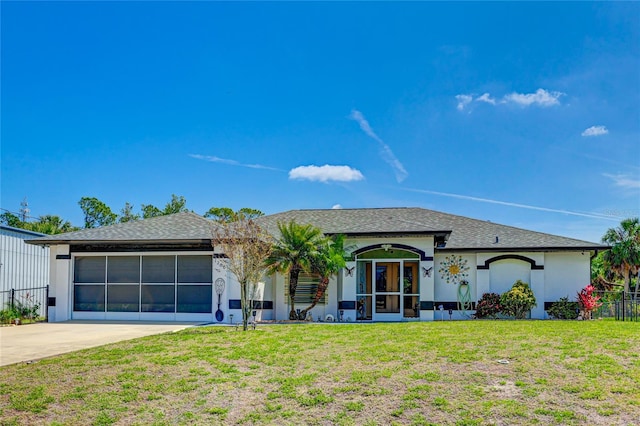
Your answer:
1;321;639;425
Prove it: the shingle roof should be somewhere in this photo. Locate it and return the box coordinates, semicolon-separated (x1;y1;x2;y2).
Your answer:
257;208;606;251
26;212;216;244
26;208;606;251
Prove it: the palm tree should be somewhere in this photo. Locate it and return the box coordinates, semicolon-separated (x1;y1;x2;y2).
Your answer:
265;221;324;320
299;234;349;320
26;215;77;235
602;218;640;295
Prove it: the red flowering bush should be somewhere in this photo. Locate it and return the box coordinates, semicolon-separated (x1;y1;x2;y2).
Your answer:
577;285;602;320
475;293;502;319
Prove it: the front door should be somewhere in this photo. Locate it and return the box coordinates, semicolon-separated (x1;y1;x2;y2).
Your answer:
374;262;401;321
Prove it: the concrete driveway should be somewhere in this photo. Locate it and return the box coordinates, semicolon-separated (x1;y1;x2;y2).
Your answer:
0;321;198;366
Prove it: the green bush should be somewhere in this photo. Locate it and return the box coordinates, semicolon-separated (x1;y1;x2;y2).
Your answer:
475;293;501;318
500;280;537;319
547;297;579;319
0;306;20;324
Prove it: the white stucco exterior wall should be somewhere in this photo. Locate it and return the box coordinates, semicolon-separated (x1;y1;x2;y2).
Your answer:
488;260;532;295
544;252;590;302
52;244;71;322
434;254;476;301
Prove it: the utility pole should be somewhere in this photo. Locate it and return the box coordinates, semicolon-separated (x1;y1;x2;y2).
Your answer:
19;197;30;222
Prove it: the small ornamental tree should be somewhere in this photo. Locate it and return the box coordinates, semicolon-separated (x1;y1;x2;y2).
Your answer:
475;293;501;319
577;285;602;320
500;280;537;319
212;218;273;331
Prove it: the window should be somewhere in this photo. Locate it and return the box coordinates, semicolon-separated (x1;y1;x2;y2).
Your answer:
284;273;326;305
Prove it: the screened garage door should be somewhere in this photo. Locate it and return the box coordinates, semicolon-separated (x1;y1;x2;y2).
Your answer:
73;254;213;320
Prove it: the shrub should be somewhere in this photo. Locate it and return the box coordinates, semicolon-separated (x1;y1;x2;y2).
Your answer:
500;280;537;319
0;306;20;324
475;293;501;318
547;297;579;319
577;285;602;320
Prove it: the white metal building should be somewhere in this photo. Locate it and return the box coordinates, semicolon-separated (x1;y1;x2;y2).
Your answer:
0;225;50;310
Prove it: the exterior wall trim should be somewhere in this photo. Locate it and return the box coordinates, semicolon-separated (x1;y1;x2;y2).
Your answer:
352;243;433;261
477;254;544;270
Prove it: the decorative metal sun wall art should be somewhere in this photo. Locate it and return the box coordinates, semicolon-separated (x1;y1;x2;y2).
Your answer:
438;255;470;284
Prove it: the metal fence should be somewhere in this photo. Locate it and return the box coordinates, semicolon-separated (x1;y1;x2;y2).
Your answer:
594;292;639;322
0;285;49;322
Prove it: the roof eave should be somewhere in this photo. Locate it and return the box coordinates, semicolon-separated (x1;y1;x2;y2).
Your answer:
333;230;452;238
26;238;213;246
437;245;609;252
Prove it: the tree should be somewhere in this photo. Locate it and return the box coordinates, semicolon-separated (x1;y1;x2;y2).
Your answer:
205;207;264;223
1;211;77;235
141;204;163;219
25;215;76;234
163;194;188;215
212;218;273;331
79;197;117;228
265;221;325;320
602;218;640;294
236;208;264;221
298;234;348;320
205;207;236;223
141;194;189;219
0;211;23;228
119;202;140;223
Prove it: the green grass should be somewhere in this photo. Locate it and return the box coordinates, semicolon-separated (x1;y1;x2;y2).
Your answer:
1;321;639;425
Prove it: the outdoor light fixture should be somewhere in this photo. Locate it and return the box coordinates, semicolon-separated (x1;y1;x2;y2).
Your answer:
381;244;392;251
339;309;344;322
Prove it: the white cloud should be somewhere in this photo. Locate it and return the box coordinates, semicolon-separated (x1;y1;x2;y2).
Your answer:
476;93;497;105
189;154;283;171
503;88;563;107
456;88;564;111
331;204;343;209
288;165;364;183
582;125;609;137
349;110;409;182
603;173;640;189
455;94;473;111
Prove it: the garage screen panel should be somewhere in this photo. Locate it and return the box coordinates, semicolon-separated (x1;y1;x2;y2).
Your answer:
142;256;176;312
177;256;212;313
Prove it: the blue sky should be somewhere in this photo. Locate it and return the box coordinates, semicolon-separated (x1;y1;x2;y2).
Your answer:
2;2;638;242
